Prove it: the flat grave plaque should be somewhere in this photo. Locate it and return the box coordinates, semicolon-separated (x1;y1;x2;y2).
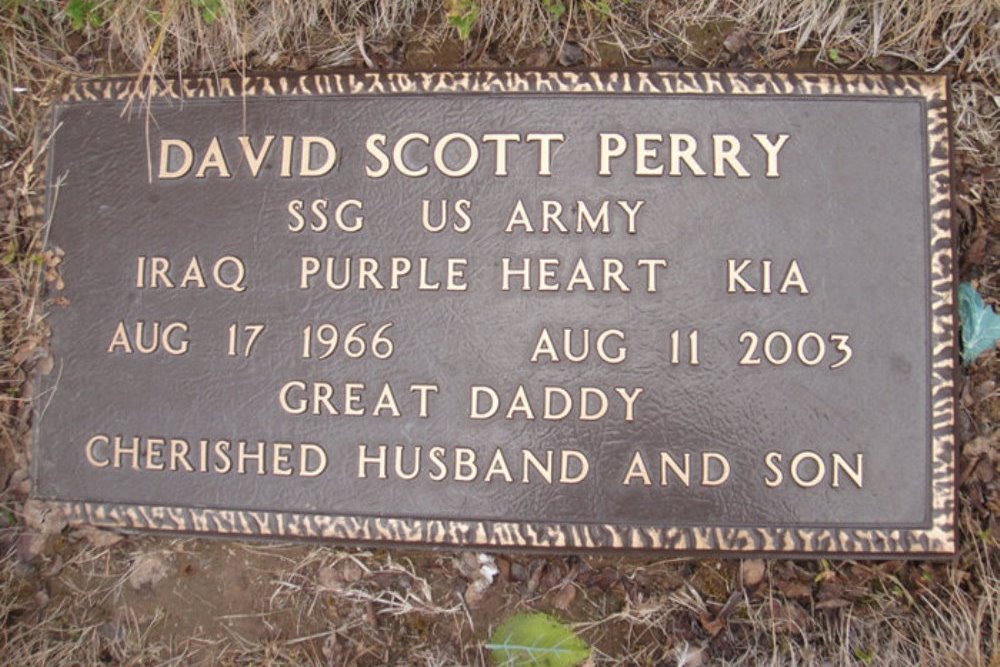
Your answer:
34;71;957;556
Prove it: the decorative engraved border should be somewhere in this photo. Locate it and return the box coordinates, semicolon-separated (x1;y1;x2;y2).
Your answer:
45;71;956;556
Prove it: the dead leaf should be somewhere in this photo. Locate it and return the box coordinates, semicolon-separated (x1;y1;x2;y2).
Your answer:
967;232;987;266
23;500;67;536
7;469;30;499
458;553;498;605
520;46;550;68
72;525;123;548
549;583;577;611
17;501;66;561
526;559;546;594
128;552;171;590
317;566;343;592
495;555;511;581
814;569;837;584
698;612;725;637
16;532;46;562
679;646;708;667
322;631;353;665
464;580;488;606
777;580;812;600
339;559;365;583
815;598;851;610
318;559;365;592
766;600;811;634
540;559;566;591
42;554;64;577
477;554;499;585
578;566;619;591
456;552;480;579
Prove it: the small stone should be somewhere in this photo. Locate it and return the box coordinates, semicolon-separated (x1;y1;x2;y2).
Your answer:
97;622;121;641
33;590;50;609
741;559;766;588
874;55;901;71
36;354;54;375
723;31;748;54
558;42;584;67
650;55;680;68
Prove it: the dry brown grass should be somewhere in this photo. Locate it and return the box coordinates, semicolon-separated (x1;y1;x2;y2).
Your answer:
1;1;998;664
0;533;995;665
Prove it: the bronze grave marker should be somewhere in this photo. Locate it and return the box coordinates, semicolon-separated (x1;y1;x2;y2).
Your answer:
34;71;957;556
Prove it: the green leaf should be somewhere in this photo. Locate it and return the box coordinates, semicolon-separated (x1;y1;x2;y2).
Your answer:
487;613;589;667
66;0;96;31
191;0;221;25
586;0;611;17
852;646;874;665
828;47;840;63
446;0;480;40
958;282;1000;365
542;0;566;20
0;240;17;266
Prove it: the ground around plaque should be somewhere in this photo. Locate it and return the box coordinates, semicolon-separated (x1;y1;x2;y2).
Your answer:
1;1;998;664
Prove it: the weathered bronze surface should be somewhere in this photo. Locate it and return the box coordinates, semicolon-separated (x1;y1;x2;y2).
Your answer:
34;71;957;556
